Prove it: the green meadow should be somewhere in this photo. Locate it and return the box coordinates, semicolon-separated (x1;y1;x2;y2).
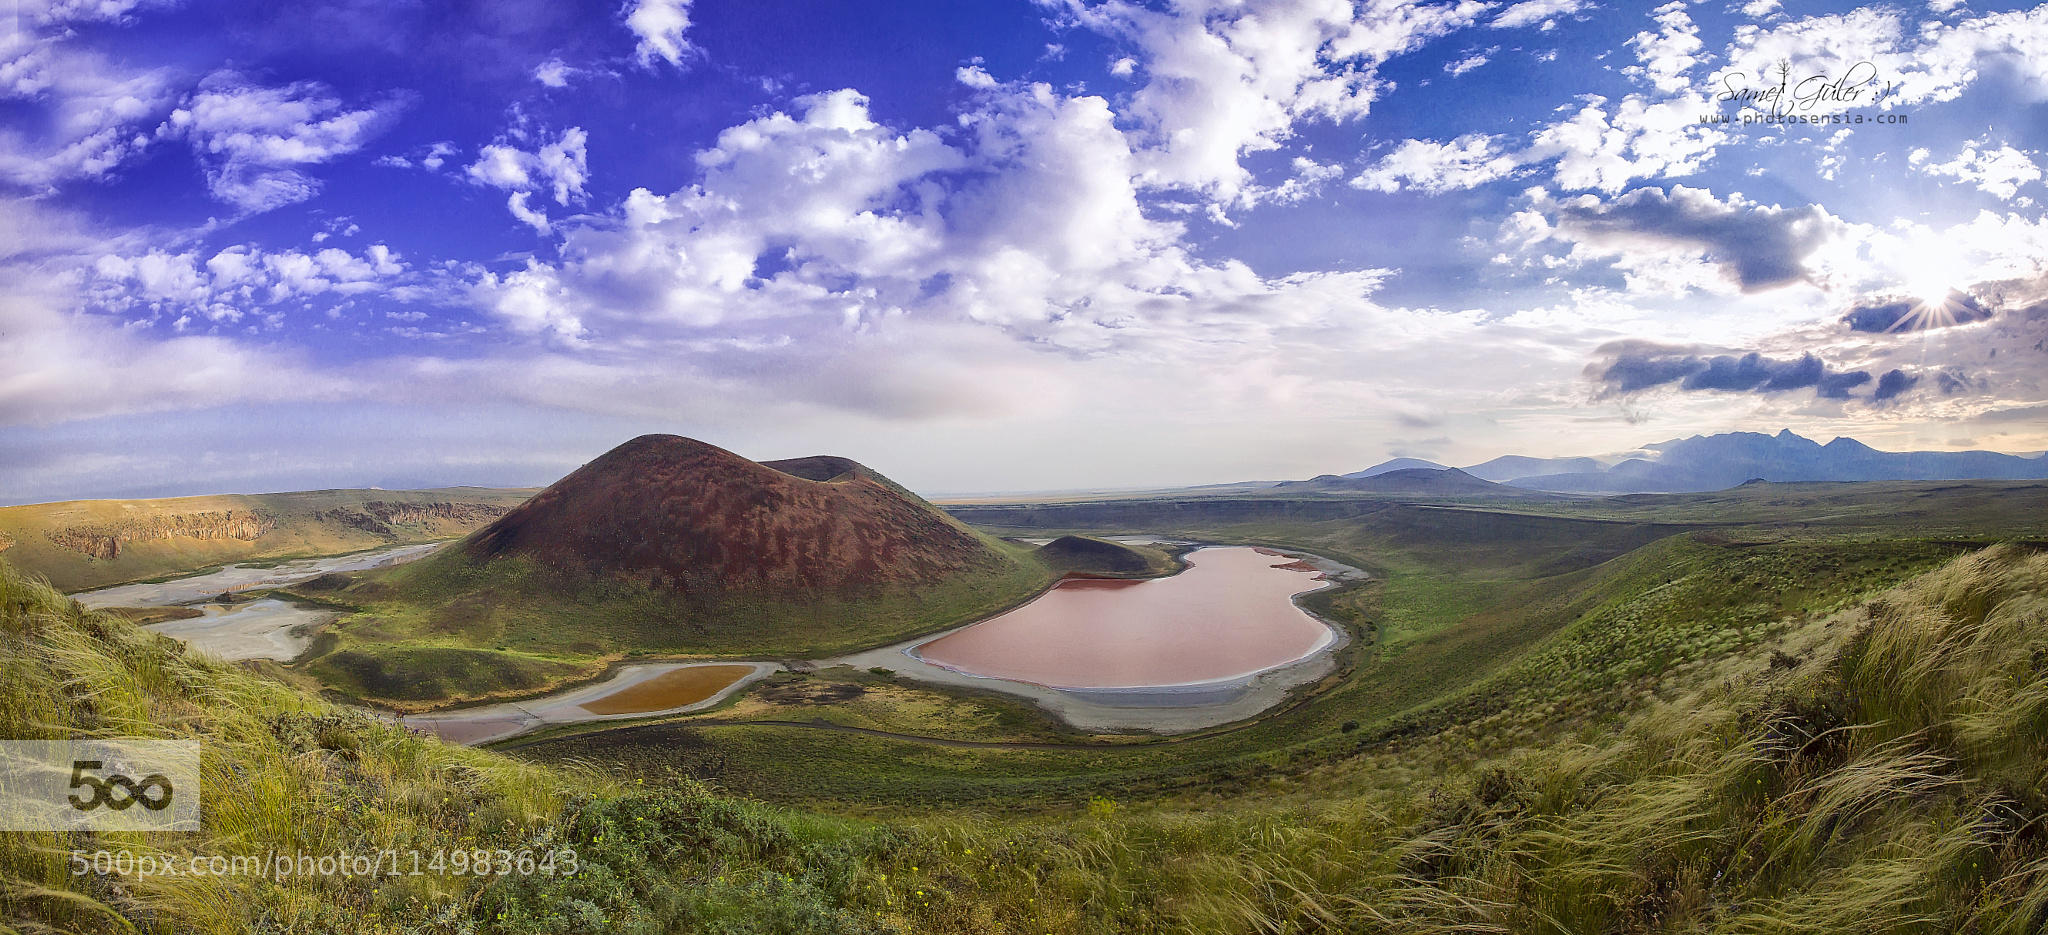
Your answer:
5;481;2048;932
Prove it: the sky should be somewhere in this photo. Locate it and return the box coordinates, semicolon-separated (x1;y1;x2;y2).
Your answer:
2;0;2046;503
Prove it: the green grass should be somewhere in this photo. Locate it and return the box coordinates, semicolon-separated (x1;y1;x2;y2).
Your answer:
290;539;1056;710
1029;535;1184;578
0;555;941;934
0;488;535;592
509;532;1961;808
6;516;2048;932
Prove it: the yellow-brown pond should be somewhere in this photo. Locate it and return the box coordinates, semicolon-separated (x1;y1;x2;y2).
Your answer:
577;664;756;715
914;546;1331;689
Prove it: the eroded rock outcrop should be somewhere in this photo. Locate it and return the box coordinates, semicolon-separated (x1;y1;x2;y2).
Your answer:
315;501;512;538
46;510;277;560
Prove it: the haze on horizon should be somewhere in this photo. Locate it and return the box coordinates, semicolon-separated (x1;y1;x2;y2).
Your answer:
3;0;2046;505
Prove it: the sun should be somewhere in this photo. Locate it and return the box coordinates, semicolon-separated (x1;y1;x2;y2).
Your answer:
1891;236;1973;331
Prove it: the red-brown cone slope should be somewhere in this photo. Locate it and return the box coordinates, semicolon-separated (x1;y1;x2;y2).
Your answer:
463;435;1003;594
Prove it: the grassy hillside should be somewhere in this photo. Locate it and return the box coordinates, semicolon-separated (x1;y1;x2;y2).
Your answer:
0;488;534;592
502;482;2048;809
0;555;918;934
296;540;1051;710
897;542;2048;933
6;537;2046;932
1030;535;1181;577
514;532;1968;803
287;438;1061;709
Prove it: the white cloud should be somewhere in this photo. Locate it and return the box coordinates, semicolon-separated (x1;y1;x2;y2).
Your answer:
167;73;402;214
1491;0;1587;30
452;81;1454;381
623;0;693;68
1051;0;1490;207
1524;93;1725;193
20;0;163;25
1722;6;2048;113
1352;134;1518;193
0;36;178;188
533;58;577;88
465;127;590;233
505;192;552;234
375;140;458;171
1917;141;2044;200
470;259;585;341
1740;0;1780;18
1444;47;1496;77
1516;185;1840;296
87;242;411;322
1626;2;1703;94
0;201;356;426
955;65;1000;89
1257;157;1346;204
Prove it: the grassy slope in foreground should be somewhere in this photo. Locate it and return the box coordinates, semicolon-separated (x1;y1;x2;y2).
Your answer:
0;488;534;592
8;543;2048;933
0;555;935;935
296;436;1056;710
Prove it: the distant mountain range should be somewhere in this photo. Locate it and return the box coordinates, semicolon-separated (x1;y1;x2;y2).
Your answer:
1275;467;1551;498
1340;458;1449;479
1323;430;2048;496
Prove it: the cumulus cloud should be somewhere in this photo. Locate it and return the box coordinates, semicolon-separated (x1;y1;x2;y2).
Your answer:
18;0;164;26
1352;134;1518;193
167;73;403;214
87;242;409;324
1526;185;1834;293
1490;0;1586;30
1523;93;1725;193
1243;157;1346;205
1050;0;1491;207
1444;47;1495;77
1915;142;2044;200
1841;291;1996;333
1722;6;2048;113
445;79;1483;403
1626;2;1703;94
1873;368;1920;401
533;58;579;88
0;201;355;426
1588;341;1876;400
465;127;590;233
469;259;585;341
0;35;178;188
374;141;458;172
623;0;693;68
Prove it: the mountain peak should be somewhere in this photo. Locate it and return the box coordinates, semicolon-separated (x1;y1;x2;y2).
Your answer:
464;435;1001;592
1342;457;1449;479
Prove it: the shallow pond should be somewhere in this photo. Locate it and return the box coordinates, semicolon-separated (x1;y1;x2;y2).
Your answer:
913;546;1332;689
577;664;757;715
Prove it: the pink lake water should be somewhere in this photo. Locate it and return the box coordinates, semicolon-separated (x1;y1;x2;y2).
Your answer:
914;546;1331;689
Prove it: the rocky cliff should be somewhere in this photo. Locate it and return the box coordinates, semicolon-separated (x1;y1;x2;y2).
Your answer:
45;510;277;560
315;501;512;539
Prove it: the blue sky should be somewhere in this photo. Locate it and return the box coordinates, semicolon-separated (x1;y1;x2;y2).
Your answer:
3;0;2045;502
